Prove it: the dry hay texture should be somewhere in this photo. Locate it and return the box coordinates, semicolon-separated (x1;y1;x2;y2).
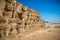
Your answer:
0;0;45;40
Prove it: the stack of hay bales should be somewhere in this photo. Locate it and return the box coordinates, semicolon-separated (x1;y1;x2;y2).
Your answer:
0;0;45;38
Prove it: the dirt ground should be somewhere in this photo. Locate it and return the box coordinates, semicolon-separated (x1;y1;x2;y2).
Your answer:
20;29;60;40
0;28;60;40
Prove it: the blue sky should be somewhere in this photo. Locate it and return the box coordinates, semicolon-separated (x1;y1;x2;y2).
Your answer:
17;0;60;22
